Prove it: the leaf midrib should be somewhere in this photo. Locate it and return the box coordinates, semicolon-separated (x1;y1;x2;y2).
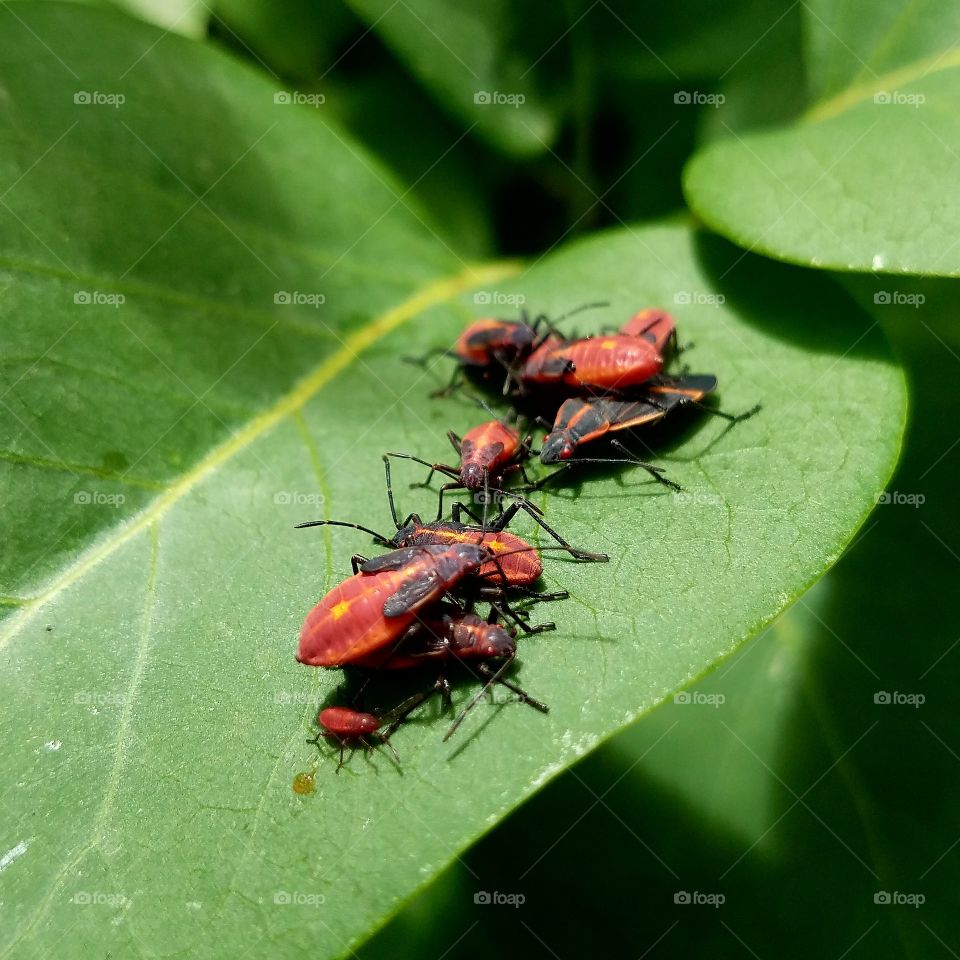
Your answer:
0;259;520;646
804;45;960;123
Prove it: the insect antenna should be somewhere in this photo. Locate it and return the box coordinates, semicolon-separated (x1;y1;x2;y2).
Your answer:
295;519;393;545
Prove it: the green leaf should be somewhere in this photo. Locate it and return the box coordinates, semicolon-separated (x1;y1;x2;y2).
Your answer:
323;61;496;260
696;1;806;141
802;0;960;102
0;4;905;959
379;280;959;959
684;0;960;276
342;0;563;157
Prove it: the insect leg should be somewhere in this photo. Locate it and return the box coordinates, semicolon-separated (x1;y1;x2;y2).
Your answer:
554;443;681;492
498;496;608;562
488;599;555;634
479;661;549;714
429;365;466;399
443;659;513;741
687;399;762;422
435;481;465;523
450;499;485;526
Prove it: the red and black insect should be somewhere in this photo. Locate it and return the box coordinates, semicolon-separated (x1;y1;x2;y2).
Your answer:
538;374;759;468
295;455;607;580
303;591;551;758
384;415;542;522
521;332;667;394
296;542;567;668
308;682;450;771
299;510;550;587
452;317;540;369
296;543;496;668
408;303;607;395
308;706;398;772
349;603;550;741
619;308;677;356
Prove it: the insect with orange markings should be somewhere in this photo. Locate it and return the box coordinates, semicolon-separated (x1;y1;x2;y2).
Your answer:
538;374;759;468
618;308;677;354
407;303;608;396
349;602;550;741
521;330;668;394
296;542;564;669
295;455;607;582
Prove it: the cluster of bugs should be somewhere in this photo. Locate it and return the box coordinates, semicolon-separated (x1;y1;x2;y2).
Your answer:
294;303;759;772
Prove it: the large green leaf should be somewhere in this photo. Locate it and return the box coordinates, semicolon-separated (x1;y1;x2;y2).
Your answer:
367;281;960;959
684;0;960;276
0;4;905;959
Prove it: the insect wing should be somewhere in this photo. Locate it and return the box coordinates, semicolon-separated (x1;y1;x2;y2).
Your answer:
382;567;445;617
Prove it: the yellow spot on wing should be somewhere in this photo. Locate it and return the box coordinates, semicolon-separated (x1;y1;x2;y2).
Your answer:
331;600;351;620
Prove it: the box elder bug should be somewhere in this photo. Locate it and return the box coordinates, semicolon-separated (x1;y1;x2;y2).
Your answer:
407;302;608;396
308;706;398;773
538;374;760;467
619;308;677;355
349;603;550;741
308;682;450;771
383;416;612;550
520;332;668;394
294;453;608;579
296;542;570;668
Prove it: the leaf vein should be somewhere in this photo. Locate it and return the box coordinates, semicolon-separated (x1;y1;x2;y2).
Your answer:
0;260;519;651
